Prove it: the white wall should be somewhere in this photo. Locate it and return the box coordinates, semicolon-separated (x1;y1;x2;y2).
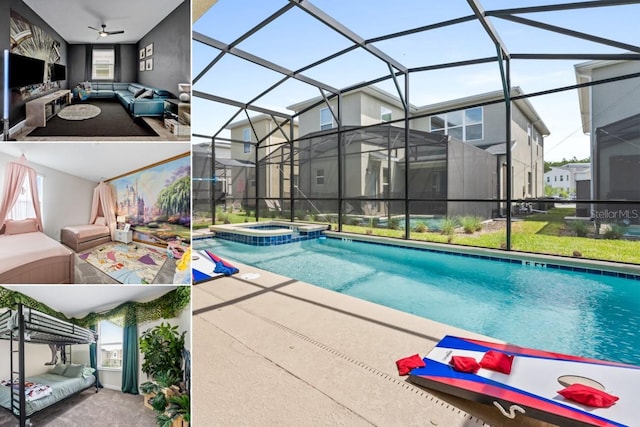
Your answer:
0;153;96;240
0;341;56;379
137;304;191;386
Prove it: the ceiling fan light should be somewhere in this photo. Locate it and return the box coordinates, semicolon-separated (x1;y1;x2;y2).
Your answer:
99;32;107;37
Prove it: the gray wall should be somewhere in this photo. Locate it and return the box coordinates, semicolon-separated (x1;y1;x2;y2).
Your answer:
67;45;85;88
137;1;190;96
591;62;640;131
1;0;68;127
67;44;138;86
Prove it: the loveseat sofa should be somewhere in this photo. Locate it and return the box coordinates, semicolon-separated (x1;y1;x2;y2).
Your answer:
83;82;171;118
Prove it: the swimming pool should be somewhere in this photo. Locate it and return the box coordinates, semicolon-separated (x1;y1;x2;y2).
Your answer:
194;236;640;365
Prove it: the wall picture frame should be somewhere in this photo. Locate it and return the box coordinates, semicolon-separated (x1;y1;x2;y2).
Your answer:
139;61;145;72
145;43;153;57
139;48;145;59
145;58;153;71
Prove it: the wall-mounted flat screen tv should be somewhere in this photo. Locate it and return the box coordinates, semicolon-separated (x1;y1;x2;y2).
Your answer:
9;53;45;88
51;63;66;81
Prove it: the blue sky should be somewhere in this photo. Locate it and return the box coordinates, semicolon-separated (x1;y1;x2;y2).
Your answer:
192;0;640;161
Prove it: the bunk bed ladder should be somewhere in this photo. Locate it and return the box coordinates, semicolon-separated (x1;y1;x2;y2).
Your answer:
62;343;71;365
10;304;28;427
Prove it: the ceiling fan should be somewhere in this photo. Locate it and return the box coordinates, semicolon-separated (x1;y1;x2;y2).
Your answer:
88;24;124;39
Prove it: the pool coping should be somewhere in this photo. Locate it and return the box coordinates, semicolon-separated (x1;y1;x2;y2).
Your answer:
210;221;329;236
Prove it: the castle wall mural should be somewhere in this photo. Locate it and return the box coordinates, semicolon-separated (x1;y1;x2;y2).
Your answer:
109;153;191;246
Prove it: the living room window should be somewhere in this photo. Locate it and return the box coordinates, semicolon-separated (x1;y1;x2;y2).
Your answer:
430;107;483;141
92;48;115;80
98;319;123;370
8;175;43;221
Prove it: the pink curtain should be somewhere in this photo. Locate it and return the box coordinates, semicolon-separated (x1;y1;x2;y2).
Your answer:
0;155;43;231
90;181;117;240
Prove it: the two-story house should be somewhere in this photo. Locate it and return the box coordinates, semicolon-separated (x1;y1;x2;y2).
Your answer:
282;86;548;219
575;60;640;211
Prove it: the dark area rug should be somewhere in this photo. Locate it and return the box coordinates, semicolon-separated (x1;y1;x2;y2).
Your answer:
27;99;158;137
0;388;156;426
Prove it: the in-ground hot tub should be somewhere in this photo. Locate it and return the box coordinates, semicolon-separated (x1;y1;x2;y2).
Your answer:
209;221;329;245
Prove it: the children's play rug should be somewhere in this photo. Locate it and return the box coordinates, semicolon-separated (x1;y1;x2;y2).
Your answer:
79;242;168;284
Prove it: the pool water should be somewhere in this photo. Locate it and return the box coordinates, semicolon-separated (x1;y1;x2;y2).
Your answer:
195;237;640;365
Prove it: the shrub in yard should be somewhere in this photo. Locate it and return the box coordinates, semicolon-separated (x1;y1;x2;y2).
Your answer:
604;224;626;240
569;220;590;237
388;217;401;230
441;218;456;243
413;222;428;233
459;216;483;234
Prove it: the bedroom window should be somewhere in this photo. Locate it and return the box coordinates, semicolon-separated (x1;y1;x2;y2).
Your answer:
242;128;251;153
8;175;43;221
92;48;115;80
381;106;392;122
98;319;123;370
320;107;333;131
429;107;483;141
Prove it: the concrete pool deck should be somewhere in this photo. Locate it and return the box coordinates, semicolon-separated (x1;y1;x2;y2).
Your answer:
193;261;555;427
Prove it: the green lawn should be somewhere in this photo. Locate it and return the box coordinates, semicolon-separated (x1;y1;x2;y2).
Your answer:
346;208;640;264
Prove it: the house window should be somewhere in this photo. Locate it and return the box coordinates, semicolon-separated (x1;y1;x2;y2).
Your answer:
560;175;563;182
316;169;325;185
242;128;251;153
381;106;392;123
430;107;483;141
527;172;532;195
98;319;123;370
8;175;44;222
92;49;115;80
320;108;333;131
546;177;550;183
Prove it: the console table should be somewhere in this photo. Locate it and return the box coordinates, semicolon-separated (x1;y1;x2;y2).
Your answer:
25;89;71;127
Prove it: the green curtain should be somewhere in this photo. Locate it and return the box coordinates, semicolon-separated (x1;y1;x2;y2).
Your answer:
121;323;139;394
89;325;102;388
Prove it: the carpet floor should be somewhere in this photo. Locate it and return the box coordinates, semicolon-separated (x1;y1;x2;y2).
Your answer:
27;99;158;137
0;388;156;427
78;242;169;284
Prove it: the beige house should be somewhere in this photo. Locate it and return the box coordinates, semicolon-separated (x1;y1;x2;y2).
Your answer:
283;86;549;218
575;60;640;208
226;114;298;212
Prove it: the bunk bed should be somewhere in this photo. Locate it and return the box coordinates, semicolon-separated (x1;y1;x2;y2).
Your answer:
0;304;98;427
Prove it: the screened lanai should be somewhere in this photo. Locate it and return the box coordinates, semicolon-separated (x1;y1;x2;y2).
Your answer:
193;0;640;265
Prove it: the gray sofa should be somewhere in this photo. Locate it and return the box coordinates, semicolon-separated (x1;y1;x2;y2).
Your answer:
85;82;171;117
